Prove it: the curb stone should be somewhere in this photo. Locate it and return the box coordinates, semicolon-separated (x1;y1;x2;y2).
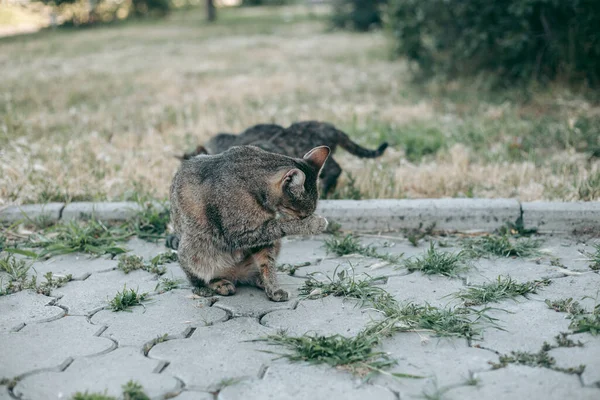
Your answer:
1;199;599;233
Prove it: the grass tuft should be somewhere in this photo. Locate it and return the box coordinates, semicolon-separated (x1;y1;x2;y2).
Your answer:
156;277;184;293
324;234;401;263
569;304;600;335
491;333;585;375
71;380;150;400
109;285;148;312
299;267;393;308
127;201;170;242
117;252;176;276
405;222;436;247
402;243;469;277
461;234;542;258
454;276;550;306
370;302;497;340
581;243;600;271
257;331;420;379
545;298;586;315
30;219;130;258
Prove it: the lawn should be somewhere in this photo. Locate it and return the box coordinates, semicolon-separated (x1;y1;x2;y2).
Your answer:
1;4;599;206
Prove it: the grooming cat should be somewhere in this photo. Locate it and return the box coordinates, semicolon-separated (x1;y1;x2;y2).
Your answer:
170;145;330;301
179;121;388;197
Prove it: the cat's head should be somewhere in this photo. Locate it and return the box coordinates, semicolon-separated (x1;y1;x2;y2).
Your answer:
277;146;330;218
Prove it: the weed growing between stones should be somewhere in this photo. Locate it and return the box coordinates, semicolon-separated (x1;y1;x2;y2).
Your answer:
405;222;437;247
453;275;551;306
324;234;402;263
71;380;150;400
156;277;185;293
126;201;170;242
402;243;470;277
0;254;71;296
581;243;600;271
545;298;586;315
109;285;149;312
299;267;392;306
277;261;312;276
461;234;542;258
117;252;176;276
257;331;421;380
491;333;586;375
30;219;131;258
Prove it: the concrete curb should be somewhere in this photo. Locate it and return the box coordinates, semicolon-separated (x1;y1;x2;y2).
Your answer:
1;199;598;233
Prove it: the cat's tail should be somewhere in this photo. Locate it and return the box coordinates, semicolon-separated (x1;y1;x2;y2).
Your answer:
337;130;388;158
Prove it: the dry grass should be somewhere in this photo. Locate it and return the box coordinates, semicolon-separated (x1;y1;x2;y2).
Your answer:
1;4;599;205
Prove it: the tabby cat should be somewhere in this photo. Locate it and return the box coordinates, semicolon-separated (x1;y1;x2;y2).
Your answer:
170;145;330;301
179;121;388;197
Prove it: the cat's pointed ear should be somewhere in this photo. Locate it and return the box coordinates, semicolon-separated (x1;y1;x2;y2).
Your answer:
282;168;306;192
303;146;330;171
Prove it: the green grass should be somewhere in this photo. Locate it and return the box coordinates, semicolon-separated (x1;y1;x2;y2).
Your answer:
29;219;131;258
117;252;176;275
324;234;402;263
370;302;497;340
299;268;392;307
545;298;586;315
454;276;550;306
156;277;184;293
126;201;170;241
461;235;542;258
405;223;437;247
582;243;600;271
569;304;600;335
109;286;148;312
402;243;469;277
0;253;72;296
491;333;585;375
258;331;421;379
71;380;149;400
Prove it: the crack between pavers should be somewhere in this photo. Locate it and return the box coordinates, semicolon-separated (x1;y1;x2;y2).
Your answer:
57;204;66;221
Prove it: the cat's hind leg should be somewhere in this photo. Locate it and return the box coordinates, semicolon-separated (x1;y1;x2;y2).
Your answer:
253;242;288;302
319;157;342;198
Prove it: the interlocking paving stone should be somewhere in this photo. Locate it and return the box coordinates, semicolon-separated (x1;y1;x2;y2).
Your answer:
0;387;12;400
171;391;213;400
445;365;600;400
261;297;381;337
549;333;600;387
219;361;396;400
55;269;158;315
149;317;273;390
374;332;495;396
290;256;385;279
91;289;228;347
126;237;171;260
384;272;465;307
0;316;114;378
534;273;600;311
476;300;572;354
29;253;117;280
14;347;180;400
540;237;596;271
463;257;562;285
0;291;65;333
278;237;329;265
212;275;303;318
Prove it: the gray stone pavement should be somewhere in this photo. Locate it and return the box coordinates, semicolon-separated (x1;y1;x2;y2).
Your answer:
1;233;599;399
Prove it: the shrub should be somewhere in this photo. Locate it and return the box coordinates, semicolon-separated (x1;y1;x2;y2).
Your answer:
331;0;386;32
386;0;600;85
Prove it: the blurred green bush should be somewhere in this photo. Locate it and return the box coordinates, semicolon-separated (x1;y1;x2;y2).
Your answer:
386;0;600;85
330;0;386;32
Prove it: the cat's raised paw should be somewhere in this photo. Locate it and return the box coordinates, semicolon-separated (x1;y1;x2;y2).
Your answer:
209;279;236;296
268;288;289;302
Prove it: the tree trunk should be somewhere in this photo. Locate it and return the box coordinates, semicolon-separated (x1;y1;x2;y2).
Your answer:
206;0;216;22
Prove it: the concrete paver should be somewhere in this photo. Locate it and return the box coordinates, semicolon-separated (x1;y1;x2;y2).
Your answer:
219;361;396;400
445;365;600;400
261;297;381;337
149;317;273;390
14;347;180;400
91;289;228;347
0;316;114;377
1;233;599;398
0;291;64;333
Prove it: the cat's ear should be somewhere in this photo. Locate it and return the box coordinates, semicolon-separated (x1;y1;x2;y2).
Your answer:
303;146;330;171
282;168;306;193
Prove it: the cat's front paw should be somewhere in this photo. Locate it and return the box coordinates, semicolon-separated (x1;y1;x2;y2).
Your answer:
209;279;236;296
267;288;289;302
305;214;328;234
